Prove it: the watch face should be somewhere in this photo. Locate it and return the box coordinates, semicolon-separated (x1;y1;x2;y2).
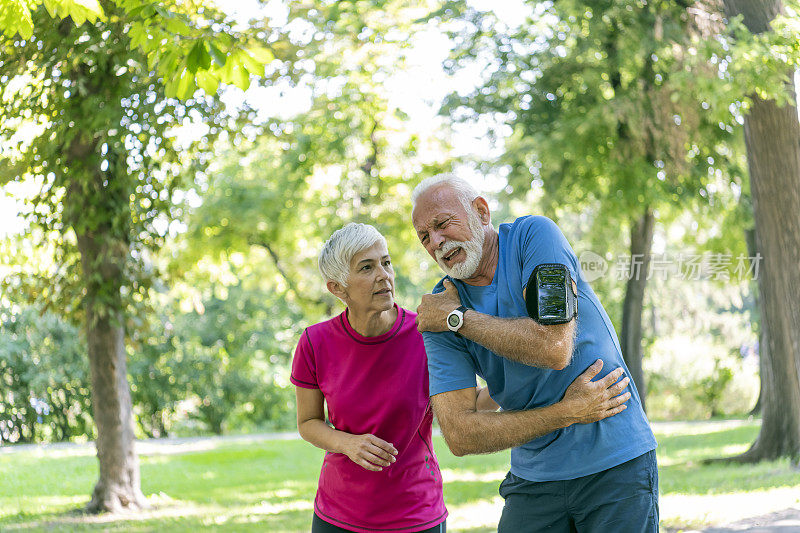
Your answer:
448;314;460;327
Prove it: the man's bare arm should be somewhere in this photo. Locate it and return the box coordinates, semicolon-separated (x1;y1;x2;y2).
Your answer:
416;279;575;369
476;386;500;411
459;310;575;369
432;360;629;456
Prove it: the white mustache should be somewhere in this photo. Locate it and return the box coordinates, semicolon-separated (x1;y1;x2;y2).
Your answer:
435;240;467;262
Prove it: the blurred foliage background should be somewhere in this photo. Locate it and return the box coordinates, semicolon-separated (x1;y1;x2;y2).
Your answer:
4;0;797;445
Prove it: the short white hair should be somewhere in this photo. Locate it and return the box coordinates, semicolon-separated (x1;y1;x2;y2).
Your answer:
411;173;480;213
319;223;387;287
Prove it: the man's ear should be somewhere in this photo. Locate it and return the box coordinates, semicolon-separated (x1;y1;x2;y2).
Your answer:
327;280;346;300
473;196;491;225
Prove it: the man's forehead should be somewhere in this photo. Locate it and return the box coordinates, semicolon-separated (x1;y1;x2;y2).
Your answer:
412;185;462;227
423;183;460;204
413;210;453;230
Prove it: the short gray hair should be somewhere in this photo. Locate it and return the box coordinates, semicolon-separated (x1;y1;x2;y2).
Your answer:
411;173;480;213
319;223;387;287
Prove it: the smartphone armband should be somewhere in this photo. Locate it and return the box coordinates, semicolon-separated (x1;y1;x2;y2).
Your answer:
525;263;578;325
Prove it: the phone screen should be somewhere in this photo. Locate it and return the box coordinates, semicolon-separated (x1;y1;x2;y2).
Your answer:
536;267;568;321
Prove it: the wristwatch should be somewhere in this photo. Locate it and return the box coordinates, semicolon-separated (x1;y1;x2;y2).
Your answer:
447;305;468;335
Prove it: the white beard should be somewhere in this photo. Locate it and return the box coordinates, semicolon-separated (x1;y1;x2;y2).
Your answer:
435;209;484;280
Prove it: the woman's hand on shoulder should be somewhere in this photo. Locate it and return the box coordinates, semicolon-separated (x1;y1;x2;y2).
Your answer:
341;433;398;471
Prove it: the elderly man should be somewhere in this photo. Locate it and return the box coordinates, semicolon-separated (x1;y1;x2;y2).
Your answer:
412;174;658;532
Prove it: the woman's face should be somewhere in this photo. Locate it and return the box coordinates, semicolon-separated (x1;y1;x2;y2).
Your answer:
337;241;395;314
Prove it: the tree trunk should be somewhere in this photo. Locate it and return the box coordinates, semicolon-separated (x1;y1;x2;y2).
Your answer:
620;207;655;413
76;230;146;512
722;0;800;465
85;309;146;512
745;227;764;417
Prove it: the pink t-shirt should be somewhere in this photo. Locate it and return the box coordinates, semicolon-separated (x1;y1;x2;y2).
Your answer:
291;305;448;532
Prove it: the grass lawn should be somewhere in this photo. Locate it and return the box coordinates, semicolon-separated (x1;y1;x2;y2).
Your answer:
1;419;799;532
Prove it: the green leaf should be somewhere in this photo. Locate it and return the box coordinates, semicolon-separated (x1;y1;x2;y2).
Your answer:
186;41;211;71
146;50;158;71
129;23;144;49
187;41;203;71
175;70;196;100
158;48;181;72
42;0;60;18
124;3;147;19
208;42;226;67
241;51;263;75
165;17;190;36
247;45;274;64
195;70;219;94
70;0;103;22
199;45;211;70
231;64;249;90
53;0;105;26
0;0;34;39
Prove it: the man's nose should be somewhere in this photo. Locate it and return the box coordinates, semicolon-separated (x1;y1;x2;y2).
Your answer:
431;231;445;249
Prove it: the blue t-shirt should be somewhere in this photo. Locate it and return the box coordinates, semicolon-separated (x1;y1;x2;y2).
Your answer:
423;215;657;482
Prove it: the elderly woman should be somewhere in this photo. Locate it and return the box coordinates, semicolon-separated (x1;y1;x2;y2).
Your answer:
291;223;451;533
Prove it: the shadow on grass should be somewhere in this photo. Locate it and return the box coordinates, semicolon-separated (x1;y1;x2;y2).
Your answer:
655;422;800;496
659;458;800;495
656;425;760;459
3;499;314;532
6;421;799;532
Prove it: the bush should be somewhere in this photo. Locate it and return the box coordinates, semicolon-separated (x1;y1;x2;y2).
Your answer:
0;306;94;444
128;282;301;437
645;335;759;420
2;279;313;443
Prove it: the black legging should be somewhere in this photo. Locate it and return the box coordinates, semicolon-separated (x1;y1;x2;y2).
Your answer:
312;513;446;533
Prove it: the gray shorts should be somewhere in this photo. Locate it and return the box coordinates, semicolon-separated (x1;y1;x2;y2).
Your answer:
497;450;659;532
